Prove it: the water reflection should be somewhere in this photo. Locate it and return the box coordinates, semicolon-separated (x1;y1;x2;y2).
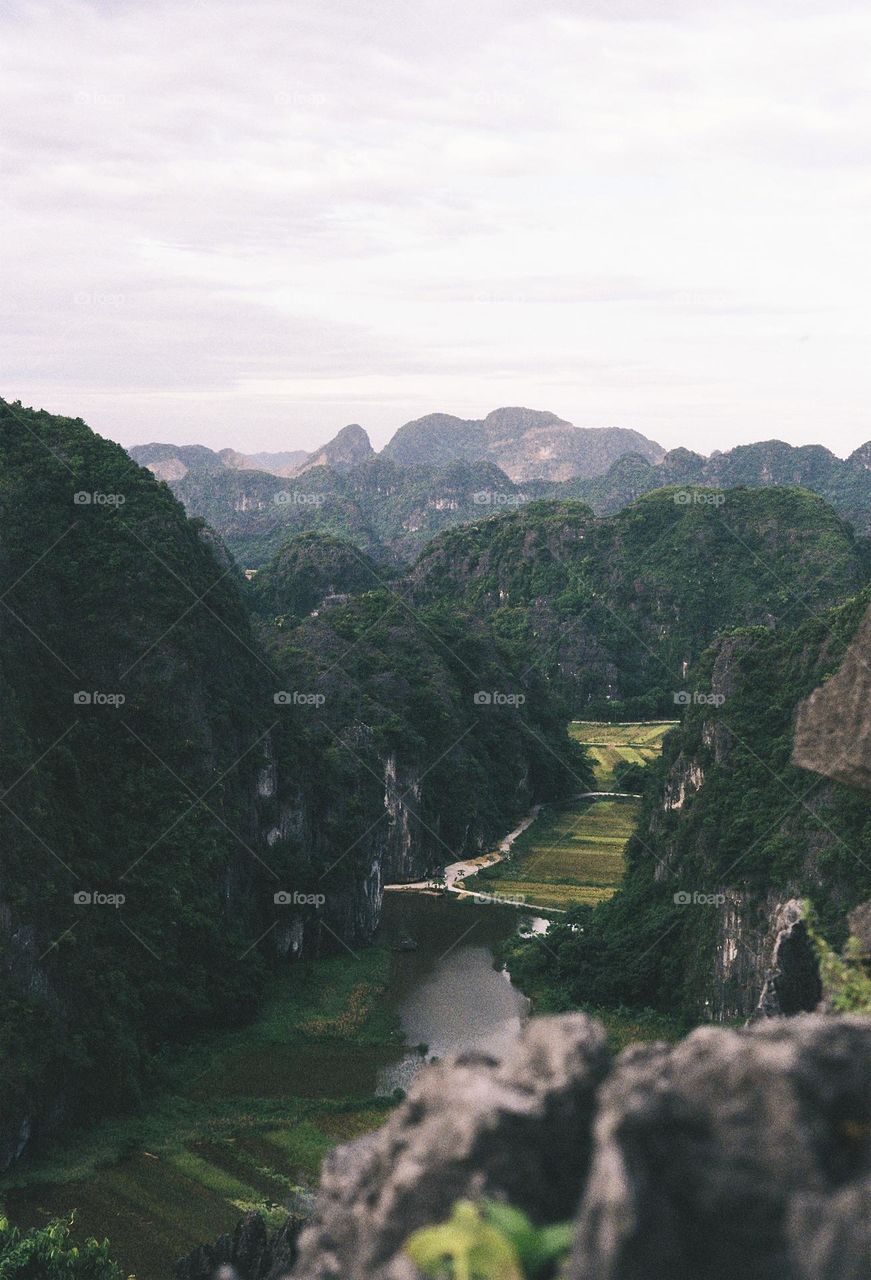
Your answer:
376;893;533;1092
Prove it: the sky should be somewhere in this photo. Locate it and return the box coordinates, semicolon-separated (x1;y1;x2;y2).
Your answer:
3;0;871;457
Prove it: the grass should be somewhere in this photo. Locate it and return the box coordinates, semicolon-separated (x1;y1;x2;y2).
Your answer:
462;722;674;911
0;948;403;1280
568;720;675;789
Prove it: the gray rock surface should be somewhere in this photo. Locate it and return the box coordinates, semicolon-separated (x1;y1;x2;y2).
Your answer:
570;1015;871;1280
793;601;871;788
276;1013;871;1280
290;1014;611;1280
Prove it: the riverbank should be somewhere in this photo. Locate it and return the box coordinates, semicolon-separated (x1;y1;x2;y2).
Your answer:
0;894;536;1280
0;945;404;1279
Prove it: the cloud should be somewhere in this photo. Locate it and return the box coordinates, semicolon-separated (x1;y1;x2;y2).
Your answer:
1;0;870;454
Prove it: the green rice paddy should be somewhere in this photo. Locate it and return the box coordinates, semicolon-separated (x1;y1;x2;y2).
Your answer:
462;721;675;911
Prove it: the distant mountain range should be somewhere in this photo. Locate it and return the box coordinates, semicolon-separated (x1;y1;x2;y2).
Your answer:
130;407;660;484
128;407;871;565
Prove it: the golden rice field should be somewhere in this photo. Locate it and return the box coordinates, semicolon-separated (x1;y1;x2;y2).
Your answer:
462;721;675;910
569;719;676;789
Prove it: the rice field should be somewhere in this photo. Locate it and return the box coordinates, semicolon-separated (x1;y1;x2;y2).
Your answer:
569;719;676;789
0;948;402;1280
462;721;675;910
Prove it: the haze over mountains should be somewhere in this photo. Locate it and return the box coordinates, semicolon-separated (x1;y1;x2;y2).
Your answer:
129;405;871;566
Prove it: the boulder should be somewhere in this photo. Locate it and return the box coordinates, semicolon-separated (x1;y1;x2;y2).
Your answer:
290;1014;611;1280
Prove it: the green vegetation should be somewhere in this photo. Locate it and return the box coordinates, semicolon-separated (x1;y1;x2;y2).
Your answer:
248;530;386;622
462;722;672;911
506;593;871;1020
405;1199;573;1280
806;908;871;1013
0;1215;124;1279
569;721;675;788
560;439;871;536
408;489;867;715
464;798;635;910
0;402;590;1177
1;948;401;1279
0;399;276;1149
139;425;871;570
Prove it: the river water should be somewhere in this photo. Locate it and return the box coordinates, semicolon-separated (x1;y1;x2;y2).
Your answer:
375;892;538;1091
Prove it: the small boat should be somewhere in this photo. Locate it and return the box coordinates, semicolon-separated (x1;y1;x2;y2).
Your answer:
394;933;419;952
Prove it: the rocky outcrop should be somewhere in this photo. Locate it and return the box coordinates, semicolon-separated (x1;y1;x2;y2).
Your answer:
755;898;822;1017
291;1014;610;1280
793;601;871;790
175;1211;300;1280
236;1012;871;1280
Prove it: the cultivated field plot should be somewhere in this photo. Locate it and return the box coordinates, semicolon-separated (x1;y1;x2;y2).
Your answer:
465;796;640;909
462;721;675;910
569;719;676;789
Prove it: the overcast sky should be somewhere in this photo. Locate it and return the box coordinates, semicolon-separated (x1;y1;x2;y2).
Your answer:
3;0;871;456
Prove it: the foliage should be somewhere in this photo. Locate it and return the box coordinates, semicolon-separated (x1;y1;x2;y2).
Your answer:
407;488;866;714
0;1215;124;1279
405;1200;572;1280
805;906;871;1013
506;591;871;1018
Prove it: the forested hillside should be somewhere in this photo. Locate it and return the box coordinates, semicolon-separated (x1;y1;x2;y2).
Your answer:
0;401;587;1172
507;590;871;1020
565;440;871;532
407;489;869;715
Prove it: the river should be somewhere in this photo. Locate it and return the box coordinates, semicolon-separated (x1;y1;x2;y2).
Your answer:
376;892;540;1091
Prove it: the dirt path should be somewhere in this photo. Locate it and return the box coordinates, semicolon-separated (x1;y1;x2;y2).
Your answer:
383;805;542;896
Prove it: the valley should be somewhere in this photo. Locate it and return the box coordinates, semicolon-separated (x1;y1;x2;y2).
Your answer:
2;399;871;1279
0;719;669;1279
0;894;538;1280
460;721;674;910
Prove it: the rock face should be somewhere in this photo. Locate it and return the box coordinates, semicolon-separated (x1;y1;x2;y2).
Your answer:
755;898;822;1017
175;1211;299;1280
291;1014;611;1280
277;1013;871;1280
294;424;374;475
793;601;871;790
569;1016;871;1280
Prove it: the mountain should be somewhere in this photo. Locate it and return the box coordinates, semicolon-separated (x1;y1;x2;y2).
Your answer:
293;423;374;475
0;399;587;1171
382;406;665;480
130;442;310;480
236;448;309;474
507;590;871;1023
249;531;386;619
132;418;871;570
567;439;871;534
161;455;550;567
0;399;278;1167
406;487;869;715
